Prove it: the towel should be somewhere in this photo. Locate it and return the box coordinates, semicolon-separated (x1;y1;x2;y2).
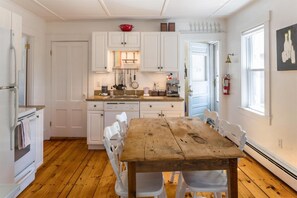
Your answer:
18;118;31;149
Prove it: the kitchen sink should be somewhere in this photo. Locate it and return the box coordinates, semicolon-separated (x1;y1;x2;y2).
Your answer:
110;95;139;99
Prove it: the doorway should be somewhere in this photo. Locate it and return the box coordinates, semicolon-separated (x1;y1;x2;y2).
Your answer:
185;41;220;118
51;41;88;137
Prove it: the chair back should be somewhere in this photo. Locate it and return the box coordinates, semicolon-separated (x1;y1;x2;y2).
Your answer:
116;112;128;137
103;126;126;190
219;120;247;151
203;109;219;131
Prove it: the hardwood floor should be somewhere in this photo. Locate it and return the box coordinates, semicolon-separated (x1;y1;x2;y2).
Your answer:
19;139;297;198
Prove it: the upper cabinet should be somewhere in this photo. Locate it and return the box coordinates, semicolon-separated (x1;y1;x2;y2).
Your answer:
92;32;110;72
141;32;179;72
108;32;140;49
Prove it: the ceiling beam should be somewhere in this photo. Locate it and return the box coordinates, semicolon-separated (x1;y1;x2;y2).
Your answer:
160;0;170;16
33;0;65;21
209;0;233;18
98;0;111;16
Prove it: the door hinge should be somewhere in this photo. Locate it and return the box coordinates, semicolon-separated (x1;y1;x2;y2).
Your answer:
50;50;52;56
50;121;52;127
25;43;30;50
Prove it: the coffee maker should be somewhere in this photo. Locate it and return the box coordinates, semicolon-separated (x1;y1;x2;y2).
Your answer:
166;79;180;97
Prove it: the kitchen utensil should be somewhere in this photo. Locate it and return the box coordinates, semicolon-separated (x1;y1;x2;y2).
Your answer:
131;70;139;89
129;70;132;87
119;24;134;32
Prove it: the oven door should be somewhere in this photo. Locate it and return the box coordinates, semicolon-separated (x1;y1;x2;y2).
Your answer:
15;114;36;176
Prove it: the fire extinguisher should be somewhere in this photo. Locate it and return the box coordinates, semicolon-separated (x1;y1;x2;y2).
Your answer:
223;74;231;95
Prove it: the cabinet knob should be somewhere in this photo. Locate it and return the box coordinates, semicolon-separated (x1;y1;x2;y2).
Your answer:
171;105;174;108
124;42;127;45
37;115;39;118
149;105;152;108
104;67;107;69
158;113;161;116
121;42;124;45
101;114;104;116
94;105;97;107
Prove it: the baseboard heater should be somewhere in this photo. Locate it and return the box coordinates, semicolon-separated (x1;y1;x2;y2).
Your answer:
246;142;297;180
245;141;297;191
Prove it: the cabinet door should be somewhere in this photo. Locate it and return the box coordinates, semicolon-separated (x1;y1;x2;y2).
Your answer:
108;32;124;48
124;32;140;48
162;110;184;118
140;111;161;118
87;111;104;145
35;109;44;169
161;32;179;72
141;32;160;71
92;32;109;72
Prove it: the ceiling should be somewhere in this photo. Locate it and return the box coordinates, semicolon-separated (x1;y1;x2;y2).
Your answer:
12;0;254;21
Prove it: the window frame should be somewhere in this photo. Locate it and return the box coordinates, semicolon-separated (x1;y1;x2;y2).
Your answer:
241;22;270;120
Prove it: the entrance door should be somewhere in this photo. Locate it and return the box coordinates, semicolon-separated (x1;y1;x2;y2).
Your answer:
51;42;88;137
188;43;210;118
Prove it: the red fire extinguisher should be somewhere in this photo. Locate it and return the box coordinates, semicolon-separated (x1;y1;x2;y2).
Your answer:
223;74;231;95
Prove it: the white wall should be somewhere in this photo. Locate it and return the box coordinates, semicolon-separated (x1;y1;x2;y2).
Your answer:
225;0;297;181
0;0;46;106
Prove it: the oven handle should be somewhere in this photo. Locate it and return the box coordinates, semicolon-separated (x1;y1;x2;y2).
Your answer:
16;166;35;185
17;116;37;126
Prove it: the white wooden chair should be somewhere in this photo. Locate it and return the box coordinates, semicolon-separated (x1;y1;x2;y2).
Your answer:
175;120;247;198
169;109;220;183
103;126;167;198
116;112;128;137
203;109;219;131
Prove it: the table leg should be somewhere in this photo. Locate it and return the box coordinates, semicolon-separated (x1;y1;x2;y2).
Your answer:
128;162;136;198
227;158;238;198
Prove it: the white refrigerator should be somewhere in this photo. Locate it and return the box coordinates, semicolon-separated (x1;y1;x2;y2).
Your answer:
0;26;18;183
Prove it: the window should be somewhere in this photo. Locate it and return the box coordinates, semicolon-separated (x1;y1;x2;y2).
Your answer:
242;25;265;114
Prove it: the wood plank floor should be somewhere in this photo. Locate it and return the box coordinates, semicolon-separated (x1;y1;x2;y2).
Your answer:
18;139;297;198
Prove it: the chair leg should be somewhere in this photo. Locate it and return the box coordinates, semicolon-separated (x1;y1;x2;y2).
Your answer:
214;192;222;198
176;174;187;198
169;171;176;183
159;185;167;198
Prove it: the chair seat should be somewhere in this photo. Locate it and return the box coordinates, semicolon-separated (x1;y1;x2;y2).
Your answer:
115;170;165;197
182;170;227;192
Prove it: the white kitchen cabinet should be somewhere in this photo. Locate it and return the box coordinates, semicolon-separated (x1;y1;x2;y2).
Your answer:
35;109;44;169
87;102;104;149
141;32;179;72
92;32;110;72
108;32;140;48
140;101;184;118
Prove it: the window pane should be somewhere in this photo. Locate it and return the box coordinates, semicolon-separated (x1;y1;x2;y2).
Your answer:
192;53;207;81
249;70;264;113
249;29;264;69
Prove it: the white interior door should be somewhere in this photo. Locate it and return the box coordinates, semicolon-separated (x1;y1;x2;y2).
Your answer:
51;42;88;137
188;43;210;118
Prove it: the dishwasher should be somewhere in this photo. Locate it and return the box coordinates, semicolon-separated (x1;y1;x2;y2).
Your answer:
104;101;140;128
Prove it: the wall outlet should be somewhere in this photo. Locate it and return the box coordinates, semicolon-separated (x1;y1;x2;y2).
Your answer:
278;139;283;149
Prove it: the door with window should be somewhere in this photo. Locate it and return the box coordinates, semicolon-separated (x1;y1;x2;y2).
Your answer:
188;43;210;118
51;42;88;137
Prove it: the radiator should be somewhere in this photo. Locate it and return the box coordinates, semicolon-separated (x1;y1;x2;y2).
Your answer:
244;141;297;191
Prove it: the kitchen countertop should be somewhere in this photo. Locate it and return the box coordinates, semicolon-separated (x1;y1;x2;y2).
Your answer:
86;95;184;102
19;105;45;111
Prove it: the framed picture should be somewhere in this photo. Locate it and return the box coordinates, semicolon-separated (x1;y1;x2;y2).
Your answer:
277;24;297;70
168;22;175;32
160;23;167;32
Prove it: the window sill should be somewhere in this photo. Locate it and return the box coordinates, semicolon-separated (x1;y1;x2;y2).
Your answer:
238;107;272;125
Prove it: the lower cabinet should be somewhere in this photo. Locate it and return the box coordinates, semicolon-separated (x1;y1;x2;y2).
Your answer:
140;102;184;118
87;102;104;150
35;109;44;169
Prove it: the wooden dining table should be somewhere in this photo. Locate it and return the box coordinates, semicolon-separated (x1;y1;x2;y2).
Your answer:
120;117;245;198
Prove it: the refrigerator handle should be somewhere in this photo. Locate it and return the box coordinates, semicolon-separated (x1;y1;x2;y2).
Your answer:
10;30;17;87
11;87;18;150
